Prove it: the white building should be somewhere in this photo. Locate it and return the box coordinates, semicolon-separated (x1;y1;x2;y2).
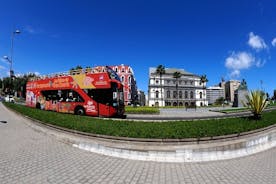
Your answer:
206;86;225;105
148;67;208;107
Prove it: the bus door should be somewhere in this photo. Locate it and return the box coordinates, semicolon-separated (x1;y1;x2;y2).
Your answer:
98;103;110;117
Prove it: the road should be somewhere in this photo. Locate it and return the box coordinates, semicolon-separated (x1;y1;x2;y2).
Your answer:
0;102;275;184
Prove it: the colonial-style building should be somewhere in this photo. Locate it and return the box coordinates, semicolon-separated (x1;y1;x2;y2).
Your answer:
110;65;138;105
148;67;208;107
96;65;138;106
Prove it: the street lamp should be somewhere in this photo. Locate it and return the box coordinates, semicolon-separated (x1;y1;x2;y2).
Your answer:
2;29;20;100
10;29;21;75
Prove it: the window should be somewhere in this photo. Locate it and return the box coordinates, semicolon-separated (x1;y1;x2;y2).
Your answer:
115;67;118;72
179;91;182;98
167;80;170;84
128;76;131;83
200;92;203;99
155;91;159;98
128;68;131;73
173;91;177;98
190;91;194;99
190;81;193;85
42;90;84;102
167;91;171;98
185;91;188;99
121;76;125;82
156;80;159;84
122;67;125;73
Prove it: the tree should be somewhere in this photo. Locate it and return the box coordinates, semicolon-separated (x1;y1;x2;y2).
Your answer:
214;97;225;105
273;90;276;100
155;65;165;106
173;71;181;107
243;90;268;119
200;74;208;106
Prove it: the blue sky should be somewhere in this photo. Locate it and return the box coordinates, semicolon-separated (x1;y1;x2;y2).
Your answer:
0;0;276;95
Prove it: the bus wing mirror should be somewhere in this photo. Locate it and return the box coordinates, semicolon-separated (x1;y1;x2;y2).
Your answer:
113;92;117;99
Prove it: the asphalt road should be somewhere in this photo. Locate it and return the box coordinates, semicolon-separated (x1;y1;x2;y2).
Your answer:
0;102;275;184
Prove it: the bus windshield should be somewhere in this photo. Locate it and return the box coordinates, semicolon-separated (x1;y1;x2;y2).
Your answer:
106;66;121;82
83;82;124;107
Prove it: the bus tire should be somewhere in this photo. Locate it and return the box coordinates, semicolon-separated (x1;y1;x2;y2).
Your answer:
36;103;41;109
75;106;85;116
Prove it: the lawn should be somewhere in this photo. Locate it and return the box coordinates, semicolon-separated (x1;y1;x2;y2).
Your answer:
125;106;160;114
4;102;276;139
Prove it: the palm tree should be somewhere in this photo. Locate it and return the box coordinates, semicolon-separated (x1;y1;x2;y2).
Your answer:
156;65;165;106
200;74;208;106
173;71;181;107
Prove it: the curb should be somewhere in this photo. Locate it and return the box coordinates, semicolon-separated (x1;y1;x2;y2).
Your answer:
4;103;276;163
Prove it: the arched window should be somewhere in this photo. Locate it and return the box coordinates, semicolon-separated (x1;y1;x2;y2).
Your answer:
115;67;118;72
185;91;188;99
179;91;182;98
155;91;159;98
200;92;203;99
121;76;125;82
167;91;171;98
190;91;194;99
128;76;131;83
173;91;177;98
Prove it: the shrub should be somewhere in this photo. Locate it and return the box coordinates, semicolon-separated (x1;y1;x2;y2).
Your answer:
243;90;268;119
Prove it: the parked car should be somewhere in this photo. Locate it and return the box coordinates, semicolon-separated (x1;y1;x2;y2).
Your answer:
5;95;15;103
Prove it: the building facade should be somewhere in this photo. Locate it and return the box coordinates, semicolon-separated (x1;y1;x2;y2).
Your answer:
206;86;225;105
97;65;138;105
225;80;241;103
137;90;146;106
148;67;208;107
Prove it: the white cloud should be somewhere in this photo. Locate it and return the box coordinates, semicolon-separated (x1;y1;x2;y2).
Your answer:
225;51;255;70
272;38;276;47
34;72;40;76
248;32;267;51
24;25;36;34
225;51;262;78
230;70;240;78
0;65;6;70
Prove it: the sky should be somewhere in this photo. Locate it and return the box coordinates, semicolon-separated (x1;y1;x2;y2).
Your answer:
0;0;276;95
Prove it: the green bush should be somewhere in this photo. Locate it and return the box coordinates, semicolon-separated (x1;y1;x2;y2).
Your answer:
125;106;160;114
243;90;268;119
4;102;276;139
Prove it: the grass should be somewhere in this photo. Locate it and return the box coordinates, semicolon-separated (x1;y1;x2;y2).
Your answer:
4;102;276;139
217;107;249;113
125;106;160;114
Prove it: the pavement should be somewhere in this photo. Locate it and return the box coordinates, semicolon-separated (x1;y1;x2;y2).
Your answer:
0;102;276;184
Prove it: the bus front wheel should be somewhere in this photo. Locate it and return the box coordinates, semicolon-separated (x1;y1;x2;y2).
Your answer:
75;106;85;116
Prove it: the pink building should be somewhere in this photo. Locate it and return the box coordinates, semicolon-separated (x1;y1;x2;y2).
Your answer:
97;65;138;105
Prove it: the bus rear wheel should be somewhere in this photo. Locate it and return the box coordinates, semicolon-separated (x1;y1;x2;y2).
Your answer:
75;106;85;116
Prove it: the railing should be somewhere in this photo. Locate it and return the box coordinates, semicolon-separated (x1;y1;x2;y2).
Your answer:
28;67;107;81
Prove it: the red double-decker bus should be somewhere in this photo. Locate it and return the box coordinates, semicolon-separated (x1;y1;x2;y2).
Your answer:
26;66;125;118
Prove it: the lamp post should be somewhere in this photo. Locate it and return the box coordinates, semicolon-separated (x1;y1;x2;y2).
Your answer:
2;29;20;100
10;29;21;76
